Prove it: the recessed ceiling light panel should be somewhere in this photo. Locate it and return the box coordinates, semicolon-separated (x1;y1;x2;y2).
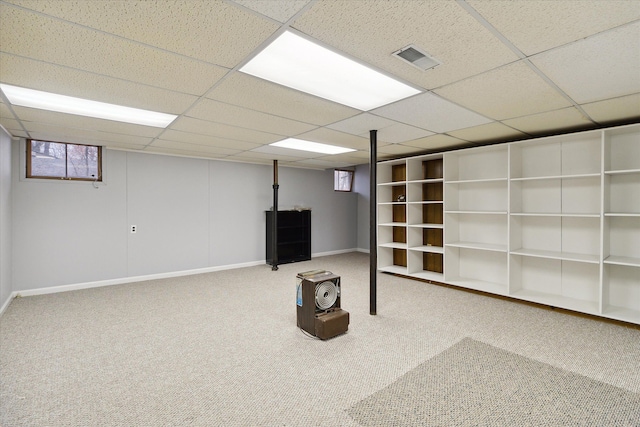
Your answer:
0;84;177;128
270;138;356;155
393;44;441;71
240;31;421;111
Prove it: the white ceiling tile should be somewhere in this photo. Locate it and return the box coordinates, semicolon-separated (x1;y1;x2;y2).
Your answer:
170;116;283;144
187;98;318;136
435;61;572;120
315;151;371;164
530;22;640;104
6;0;278;67
27;128;151;148
371;92;492;133
293;0;517;89
326;112;434;144
159;129;261;151
231;0;311;23
294;127;370;151
294;158;354;169
0;117;21;134
581;93;640;124
377;144;425;156
448;122;527;143
250;145;323;159
230;150;305;162
376;123;435;144
26;124;153;146
207;73;360;126
468;0;640;55
400;134;467;151
0;5;228;95
222;155;274;166
502;107;594;135
14;106;164;138
102;142;147;151
5;129;28;138
142;146;228;160
0;101;21;135
0;53;198;115
327;113;397;135
150;139;241;156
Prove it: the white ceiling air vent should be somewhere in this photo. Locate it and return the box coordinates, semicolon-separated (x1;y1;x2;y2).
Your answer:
393;44;441;71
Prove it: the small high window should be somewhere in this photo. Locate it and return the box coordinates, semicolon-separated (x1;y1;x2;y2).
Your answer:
334;169;354;192
27;139;102;181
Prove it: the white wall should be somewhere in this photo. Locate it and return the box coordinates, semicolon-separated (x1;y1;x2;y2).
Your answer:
354;163;370;252
0;128;12;309
11;143;358;292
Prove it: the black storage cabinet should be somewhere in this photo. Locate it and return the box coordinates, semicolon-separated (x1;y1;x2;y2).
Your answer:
266;210;311;265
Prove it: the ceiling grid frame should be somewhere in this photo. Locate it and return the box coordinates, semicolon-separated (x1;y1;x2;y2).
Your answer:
0;0;637;168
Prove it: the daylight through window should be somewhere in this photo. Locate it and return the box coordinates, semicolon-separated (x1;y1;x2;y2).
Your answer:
334;169;354;192
27;139;102;181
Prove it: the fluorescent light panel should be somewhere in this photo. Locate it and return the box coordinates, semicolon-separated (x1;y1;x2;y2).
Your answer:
0;84;177;128
240;31;421;111
270;138;355;155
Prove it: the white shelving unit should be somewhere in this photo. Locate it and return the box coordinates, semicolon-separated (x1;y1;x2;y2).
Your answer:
444;145;509;295
601;126;640;323
377;155;444;280
377;123;640;325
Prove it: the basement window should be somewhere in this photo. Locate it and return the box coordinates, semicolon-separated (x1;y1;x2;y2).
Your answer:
334;169;354;192
27;139;102;181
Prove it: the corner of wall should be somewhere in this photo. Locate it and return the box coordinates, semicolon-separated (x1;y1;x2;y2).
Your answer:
0;127;13;314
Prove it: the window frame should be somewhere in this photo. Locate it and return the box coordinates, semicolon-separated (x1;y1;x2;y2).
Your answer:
334;169;354;192
27;139;103;182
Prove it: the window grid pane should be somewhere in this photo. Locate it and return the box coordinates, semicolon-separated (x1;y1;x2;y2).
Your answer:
334;170;353;192
30;141;67;178
28;140;101;181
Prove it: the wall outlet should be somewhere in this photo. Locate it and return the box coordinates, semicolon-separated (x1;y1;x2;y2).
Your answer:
130;225;137;234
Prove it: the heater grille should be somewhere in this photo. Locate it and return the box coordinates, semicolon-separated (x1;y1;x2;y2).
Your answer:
393;44;441;71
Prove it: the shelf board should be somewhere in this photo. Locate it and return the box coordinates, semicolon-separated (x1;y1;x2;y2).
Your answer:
604;212;640;217
511;173;600;181
407;178;444;184
408;201;443;205
379;265;408;275
604;169;640;175
601;305;640;324
446;210;507;215
378;181;406;186
445;177;507;184
379;202;406;205
407;223;444;229
408;270;444;282
446;241;507;253
445;277;507;295
510;289;599;315
379;242;407;249
511;212;600;218
379;222;407;227
604;255;640;267
409;245;444;254
510;248;599;264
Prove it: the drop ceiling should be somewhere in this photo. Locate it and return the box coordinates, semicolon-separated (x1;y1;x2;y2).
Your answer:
0;0;638;170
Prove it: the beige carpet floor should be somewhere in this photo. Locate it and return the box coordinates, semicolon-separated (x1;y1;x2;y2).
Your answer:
348;337;640;426
1;252;639;426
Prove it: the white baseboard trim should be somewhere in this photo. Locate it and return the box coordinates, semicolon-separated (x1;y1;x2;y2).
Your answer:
355;248;370;254
312;248;359;258
0;291;18;317
12;260;266;299
1;250;365;314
